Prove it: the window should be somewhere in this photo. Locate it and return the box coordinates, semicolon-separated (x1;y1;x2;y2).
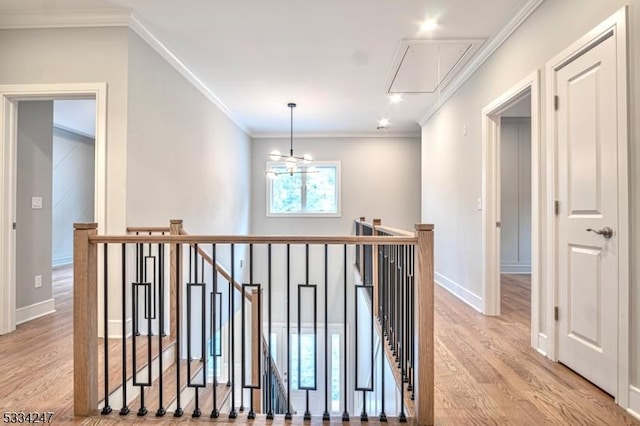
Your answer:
267;161;340;216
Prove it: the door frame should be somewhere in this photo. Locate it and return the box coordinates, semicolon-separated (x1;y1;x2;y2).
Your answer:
0;83;107;335
545;7;629;405
481;71;541;348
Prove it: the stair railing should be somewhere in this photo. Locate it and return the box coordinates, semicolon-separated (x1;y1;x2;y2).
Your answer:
73;219;434;424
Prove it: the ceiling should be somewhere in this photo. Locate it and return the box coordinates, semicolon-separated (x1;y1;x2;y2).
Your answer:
0;0;535;136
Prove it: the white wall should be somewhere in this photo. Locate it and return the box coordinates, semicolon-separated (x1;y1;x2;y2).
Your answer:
0;27;129;235
52;127;95;267
500;118;531;274
420;0;640;396
126;31;251;239
16;101;53;311
252;137;421;235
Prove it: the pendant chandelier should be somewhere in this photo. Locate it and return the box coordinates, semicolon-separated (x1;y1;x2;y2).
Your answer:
266;103;314;179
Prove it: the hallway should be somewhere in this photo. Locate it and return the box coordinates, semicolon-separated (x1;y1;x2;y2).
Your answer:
0;269;637;424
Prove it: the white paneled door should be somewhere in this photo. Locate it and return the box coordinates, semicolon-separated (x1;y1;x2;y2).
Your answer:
555;33;618;396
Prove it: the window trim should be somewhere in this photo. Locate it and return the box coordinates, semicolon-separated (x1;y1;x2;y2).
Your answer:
266;160;341;218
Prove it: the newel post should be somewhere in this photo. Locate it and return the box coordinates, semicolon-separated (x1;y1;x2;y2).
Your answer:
169;219;183;341
74;222;99;416
414;224;434;425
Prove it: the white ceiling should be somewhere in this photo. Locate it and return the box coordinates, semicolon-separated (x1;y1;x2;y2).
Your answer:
1;0;535;135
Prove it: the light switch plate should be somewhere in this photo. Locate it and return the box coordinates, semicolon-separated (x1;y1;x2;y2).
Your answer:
32;197;43;209
35;275;42;288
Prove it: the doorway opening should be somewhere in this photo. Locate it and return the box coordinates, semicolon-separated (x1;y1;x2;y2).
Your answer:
0;83;107;335
480;72;543;352
13;99;96;326
498;96;532;329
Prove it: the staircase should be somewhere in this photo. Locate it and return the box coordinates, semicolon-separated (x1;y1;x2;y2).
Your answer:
72;218;434;424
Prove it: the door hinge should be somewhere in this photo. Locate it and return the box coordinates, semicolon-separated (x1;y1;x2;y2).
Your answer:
554;95;559;111
496;221;501;228
554;306;559;321
12;222;16;230
555;200;560;216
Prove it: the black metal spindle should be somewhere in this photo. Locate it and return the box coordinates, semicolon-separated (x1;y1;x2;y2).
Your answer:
211;244;220;419
323;244;330;421
379;244;387;422
174;243;183;418
229;244;237;418
267;244;274;419
156;243;166;417
285;244;292;420
244;244;257;419
342;244;349;422
120;243;130;416
101;244;112;415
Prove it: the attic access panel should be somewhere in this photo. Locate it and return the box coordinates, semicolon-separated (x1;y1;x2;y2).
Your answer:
386;39;483;94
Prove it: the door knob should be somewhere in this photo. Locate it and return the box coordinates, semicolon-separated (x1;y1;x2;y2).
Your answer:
586;226;613;239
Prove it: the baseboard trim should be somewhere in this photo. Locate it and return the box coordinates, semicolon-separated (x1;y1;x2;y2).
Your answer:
501;263;532;274
106;318;133;339
435;272;482;312
52;256;73;268
535;332;548;356
15;298;56;325
629;386;640;420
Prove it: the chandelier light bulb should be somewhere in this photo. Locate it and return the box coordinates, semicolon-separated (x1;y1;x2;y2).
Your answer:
266;169;279;179
269;150;282;161
303;153;313;164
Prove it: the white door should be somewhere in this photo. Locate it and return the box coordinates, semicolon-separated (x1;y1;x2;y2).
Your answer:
555;33;618;395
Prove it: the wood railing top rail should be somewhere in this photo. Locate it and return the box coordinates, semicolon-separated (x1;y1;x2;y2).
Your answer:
126;226;171;233
179;228;252;300
375;225;415;237
88;234;418;244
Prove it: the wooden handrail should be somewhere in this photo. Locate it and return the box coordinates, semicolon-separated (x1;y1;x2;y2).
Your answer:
88;235;417;244
179;228;252;300
126;226;171;233
375;224;415;237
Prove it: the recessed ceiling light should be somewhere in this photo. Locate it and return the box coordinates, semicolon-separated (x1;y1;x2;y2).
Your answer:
377;118;390;129
420;18;438;32
389;93;403;103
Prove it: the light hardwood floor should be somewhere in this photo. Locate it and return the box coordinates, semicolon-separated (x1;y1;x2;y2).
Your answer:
0;269;637;424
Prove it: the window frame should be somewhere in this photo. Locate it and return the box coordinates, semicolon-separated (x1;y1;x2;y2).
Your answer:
266;160;341;218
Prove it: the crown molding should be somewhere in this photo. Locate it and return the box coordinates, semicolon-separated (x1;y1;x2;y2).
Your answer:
0;9;252;136
417;0;545;126
252;131;420;139
129;14;252;136
0;9;132;29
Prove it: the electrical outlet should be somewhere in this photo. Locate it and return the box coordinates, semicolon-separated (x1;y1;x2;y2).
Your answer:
35;275;42;288
240;260;244;268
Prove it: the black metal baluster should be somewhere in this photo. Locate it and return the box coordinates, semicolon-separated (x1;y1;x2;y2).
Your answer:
298;244;316;421
342;244;349;422
142;244;153;417
102;244;112;415
323;244;330;421
245;244;256;419
120;243;130;416
267;244;274;420
211;244;220;419
399;246;407;422
355;284;373;422
156;243;166;417
195;253;206;419
410;245;415;400
229;244;237;418
285;244;292;420
379;244;387;422
174;243;183;417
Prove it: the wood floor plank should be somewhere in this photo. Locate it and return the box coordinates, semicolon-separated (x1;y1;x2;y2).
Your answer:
1;269;638;424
